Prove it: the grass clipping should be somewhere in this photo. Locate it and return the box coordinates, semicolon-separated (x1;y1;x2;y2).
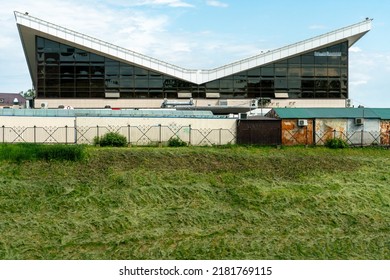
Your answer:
0;146;389;259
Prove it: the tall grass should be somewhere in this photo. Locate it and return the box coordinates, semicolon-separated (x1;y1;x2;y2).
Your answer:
0;146;389;259
0;144;86;162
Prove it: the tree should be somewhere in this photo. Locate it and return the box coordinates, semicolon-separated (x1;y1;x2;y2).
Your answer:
21;89;36;98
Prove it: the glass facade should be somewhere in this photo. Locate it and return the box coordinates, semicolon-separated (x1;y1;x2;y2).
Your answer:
36;36;348;99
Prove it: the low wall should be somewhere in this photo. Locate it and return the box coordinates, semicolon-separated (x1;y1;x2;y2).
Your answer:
0;115;236;146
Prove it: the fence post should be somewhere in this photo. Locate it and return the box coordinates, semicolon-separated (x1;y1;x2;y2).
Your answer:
189;125;192;146
74;118;77;144
2;125;4;143
333;129;336;139
361;129;364;147
219;128;222;146
65;125;68;145
158;124;162;147
33;125;36;143
127;124;131;146
96;125;99;142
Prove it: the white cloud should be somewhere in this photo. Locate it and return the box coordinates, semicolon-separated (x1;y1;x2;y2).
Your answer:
206;0;228;8
349;46;362;53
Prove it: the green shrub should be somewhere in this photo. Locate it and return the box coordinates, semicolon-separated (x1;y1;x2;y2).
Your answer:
94;132;128;147
168;137;188;147
325;137;349;149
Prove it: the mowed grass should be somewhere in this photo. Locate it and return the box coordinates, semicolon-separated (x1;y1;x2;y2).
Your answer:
0;145;389;259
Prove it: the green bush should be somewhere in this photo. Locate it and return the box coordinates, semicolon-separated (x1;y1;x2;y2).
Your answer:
94;132;128;147
168;137;188;147
325;137;349;149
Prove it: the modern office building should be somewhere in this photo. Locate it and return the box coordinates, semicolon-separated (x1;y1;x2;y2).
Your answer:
15;12;372;111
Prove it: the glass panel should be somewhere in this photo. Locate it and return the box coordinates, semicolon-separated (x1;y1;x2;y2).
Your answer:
220;79;234;89
45;79;59;88
261;66;274;77
60;52;75;62
44;40;59;52
91;79;104;88
105;78;120;88
149;90;163;98
37;37;45;51
120;78;133;88
61;90;75;98
288;56;301;65
234;79;247;89
205;80;219;90
150;71;162;78
76;66;90;76
46;66;59;78
75;50;89;62
38;66;45;78
37;52;44;63
46;90;60;98
275;78;287;89
288;67;300;76
302;67;314;77
91;90;105;98
328;56;340;65
288;79;301;89
76;91;90;98
134;67;148;77
163;78;177;89
315;67;327;77
120;65;133;76
315;55;327;66
247;68;260;77
328;67;340;77
302;54;314;64
91;65;104;76
76;79;90;88
302;80;314;90
45;53;59;64
149;78;163;88
61;78;75;89
275;67;287;77
134;79;148;88
90;53;105;62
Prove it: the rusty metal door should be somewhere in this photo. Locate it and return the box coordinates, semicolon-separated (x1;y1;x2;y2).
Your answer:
237;119;281;145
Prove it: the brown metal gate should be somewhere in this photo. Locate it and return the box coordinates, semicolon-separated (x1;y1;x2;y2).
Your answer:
237;119;281;145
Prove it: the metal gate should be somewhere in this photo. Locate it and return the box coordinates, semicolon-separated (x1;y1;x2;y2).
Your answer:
237;119;281;145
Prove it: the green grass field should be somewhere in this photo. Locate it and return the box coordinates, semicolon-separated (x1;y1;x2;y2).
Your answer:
0;145;389;259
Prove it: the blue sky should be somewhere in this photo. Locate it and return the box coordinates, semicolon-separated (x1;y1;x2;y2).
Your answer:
0;0;389;107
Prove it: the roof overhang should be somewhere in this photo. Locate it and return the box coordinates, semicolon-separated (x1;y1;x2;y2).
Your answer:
15;11;372;87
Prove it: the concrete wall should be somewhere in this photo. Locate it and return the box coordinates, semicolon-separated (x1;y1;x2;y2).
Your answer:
315;118;381;145
281;118;383;146
380;120;390;145
281;119;314;145
0;116;236;145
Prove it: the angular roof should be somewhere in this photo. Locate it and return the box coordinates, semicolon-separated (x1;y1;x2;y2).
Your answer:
269;108;390;120
15;11;372;85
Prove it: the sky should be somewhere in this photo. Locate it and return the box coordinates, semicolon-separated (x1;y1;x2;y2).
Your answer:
0;0;389;107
